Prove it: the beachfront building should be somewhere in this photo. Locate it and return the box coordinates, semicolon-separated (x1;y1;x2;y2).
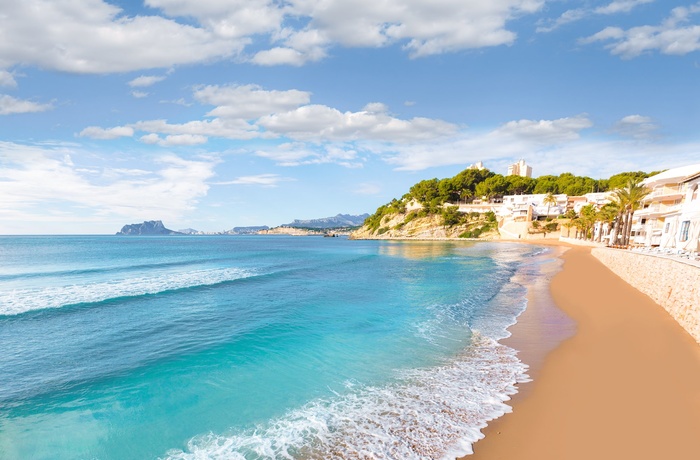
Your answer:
631;164;700;249
499;193;567;221
506;159;532;178
677;172;700;252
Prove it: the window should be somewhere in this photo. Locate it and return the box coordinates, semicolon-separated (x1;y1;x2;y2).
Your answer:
664;222;670;233
680;221;690;242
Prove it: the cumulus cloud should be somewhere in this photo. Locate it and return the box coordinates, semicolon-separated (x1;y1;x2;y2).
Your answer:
494;115;593;143
0;141;217;229
255;142;364;168
285;0;544;60
194;84;311;119
132;118;260;140
581;4;700;57
0;0;547;74
217;173;294;187
0;94;52;115
257;104;458;142
128;75;166;87
0;70;16;87
612;114;659;138
82;83;457;153
79;126;134;139
0;0;241;73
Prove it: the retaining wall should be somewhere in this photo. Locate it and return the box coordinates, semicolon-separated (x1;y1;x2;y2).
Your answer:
591;248;700;345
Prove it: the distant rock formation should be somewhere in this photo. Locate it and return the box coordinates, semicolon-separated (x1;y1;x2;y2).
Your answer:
284;213;369;229
116;220;183;235
227;226;270;235
178;228;200;235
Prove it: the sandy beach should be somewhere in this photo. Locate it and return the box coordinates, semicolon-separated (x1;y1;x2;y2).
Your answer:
466;244;700;459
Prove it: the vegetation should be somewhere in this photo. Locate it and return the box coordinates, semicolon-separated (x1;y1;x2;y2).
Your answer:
361;165;653;239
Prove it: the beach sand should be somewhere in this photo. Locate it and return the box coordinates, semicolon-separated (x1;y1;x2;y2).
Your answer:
465;244;700;459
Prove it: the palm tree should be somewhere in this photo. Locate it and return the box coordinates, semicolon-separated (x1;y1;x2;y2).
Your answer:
611;179;650;247
543;192;557;219
579;204;598;241
596;202;619;243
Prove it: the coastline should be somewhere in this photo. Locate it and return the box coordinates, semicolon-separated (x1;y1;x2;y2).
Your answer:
465;243;700;459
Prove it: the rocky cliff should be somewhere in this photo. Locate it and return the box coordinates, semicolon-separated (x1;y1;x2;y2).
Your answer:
116;220;183;235
284;213;369;229
350;210;499;240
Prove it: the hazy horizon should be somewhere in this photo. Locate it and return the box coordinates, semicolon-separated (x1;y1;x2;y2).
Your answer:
2;1;700;234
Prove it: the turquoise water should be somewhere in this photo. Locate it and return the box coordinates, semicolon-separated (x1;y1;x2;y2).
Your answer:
0;236;552;459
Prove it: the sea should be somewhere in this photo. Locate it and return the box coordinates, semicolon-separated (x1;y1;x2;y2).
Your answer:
0;235;555;460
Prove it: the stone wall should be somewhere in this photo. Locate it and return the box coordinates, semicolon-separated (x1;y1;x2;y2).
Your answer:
591;248;700;345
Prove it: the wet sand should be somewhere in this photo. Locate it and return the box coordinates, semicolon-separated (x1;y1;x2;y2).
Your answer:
465;244;700;459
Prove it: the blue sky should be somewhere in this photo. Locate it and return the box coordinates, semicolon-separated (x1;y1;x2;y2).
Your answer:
2;0;700;234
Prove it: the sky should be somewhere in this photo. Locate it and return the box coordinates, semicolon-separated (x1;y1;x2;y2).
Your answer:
2;0;700;234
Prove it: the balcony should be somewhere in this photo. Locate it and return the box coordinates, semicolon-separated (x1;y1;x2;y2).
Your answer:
635;203;682;217
644;185;685;202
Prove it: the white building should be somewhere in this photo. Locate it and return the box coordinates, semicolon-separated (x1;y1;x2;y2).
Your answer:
632;163;700;249
500;193;567;221
507;159;532;178
676;172;700;252
467;161;485;171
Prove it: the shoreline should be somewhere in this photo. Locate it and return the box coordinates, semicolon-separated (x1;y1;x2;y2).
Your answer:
464;242;700;459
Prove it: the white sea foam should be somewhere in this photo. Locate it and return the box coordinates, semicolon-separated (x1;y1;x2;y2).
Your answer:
0;267;256;316
164;333;529;460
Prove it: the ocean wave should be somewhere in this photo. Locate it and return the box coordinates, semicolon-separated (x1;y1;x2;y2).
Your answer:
163;334;529;460
0;267;257;316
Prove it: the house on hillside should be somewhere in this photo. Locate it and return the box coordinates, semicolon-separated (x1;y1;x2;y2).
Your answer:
499;193;567;221
632;164;700;248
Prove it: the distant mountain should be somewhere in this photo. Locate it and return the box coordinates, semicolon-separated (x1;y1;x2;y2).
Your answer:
178;228;200;235
226;226;270;234
284;213;370;229
116;220;183;235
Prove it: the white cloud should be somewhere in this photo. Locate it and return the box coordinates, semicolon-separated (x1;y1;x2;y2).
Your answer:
494;115;593;143
538;0;654;33
128;75;166;87
218;174;293;187
0;94;52;115
256;143;364;168
595;0;654;15
194;84;311;119
138;133;208;146
132;118;260;140
376;115;594;171
286;0;545;59
79;126;134;139
251;47;319;66
0;142;217;229
146;0;284;39
0;70;16;87
612;114;658;138
257;104;458;142
131;91;149;98
83;83;456;146
581;4;700;57
0;0;242;73
159;134;208;146
536;9;587;33
0;0;549;75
